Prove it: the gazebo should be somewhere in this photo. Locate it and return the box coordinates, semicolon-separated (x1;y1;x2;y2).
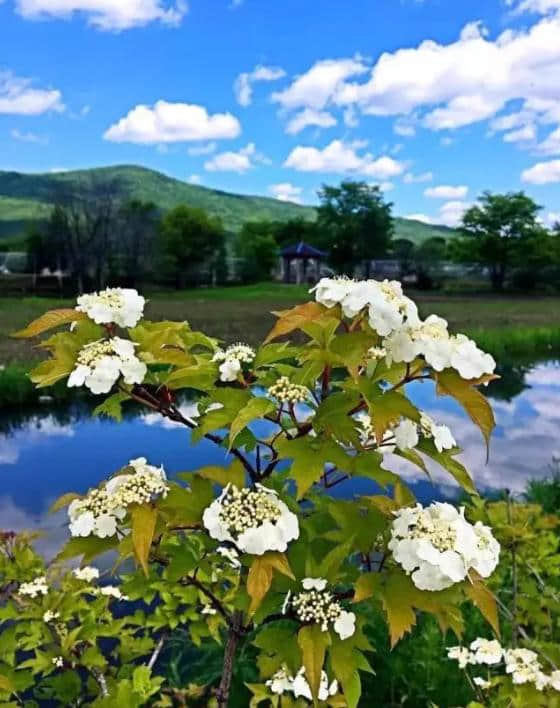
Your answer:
280;241;327;284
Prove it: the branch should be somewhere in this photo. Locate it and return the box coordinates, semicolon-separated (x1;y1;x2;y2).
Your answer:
91;669;109;698
147;633;167;670
182;575;232;624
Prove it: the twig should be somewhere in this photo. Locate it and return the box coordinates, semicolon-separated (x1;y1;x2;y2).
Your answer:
147;633;167;670
92;669;109;697
215;610;243;708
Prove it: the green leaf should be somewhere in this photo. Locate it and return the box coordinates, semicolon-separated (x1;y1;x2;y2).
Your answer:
247;552;295;614
313;391;362;446
130;505;157;576
0;675;15;692
265;302;328;343
197;460;245;489
229;397;275;448
253;342;300;368
435;369;496;451
329;331;375;371
416;438;477;495
49;492;81;514
12;309;88;338
464;572;500;637
298;624;330;703
353;572;381;603
368;389;420;445
93;392;130;422
191;389;251;442
330;640;363;708
56;535;119;564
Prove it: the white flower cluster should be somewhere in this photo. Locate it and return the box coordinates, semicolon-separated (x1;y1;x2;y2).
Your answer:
76;288;145;328
68;337;147;394
95;585;129;601
389;503;500;591
312;277;419;337
72;566;100;582
68;457;168;538
18;576;49;598
212;343;255;382
268;376;309;404
216;546;241;569
448;640;560;693
282;578;356;640
52;656;64;668
267;666;339;702
384;314;495;380
203;484;299;555
43;610;60;623
311;278;495;380
357;413;455;454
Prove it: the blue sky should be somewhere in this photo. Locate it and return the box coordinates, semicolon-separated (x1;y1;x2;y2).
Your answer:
1;0;560;225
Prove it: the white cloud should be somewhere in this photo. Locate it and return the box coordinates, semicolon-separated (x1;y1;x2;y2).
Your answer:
424;184;468;199
403;171;433;184
343;105;359;128
522;159;560;183
234;64;285;107
334;14;560;134
269;182;303;203
544;211;560;226
536;125;560;155
406;213;436;225
407;200;471;227
379;181;394;192
10;128;48;144
14;0;187;30
0;71;64;115
393;117;416;136
187;142;216;156
510;0;560;15
103;100;241;144
272;57;368;111
503;123;536;142
440;136;454;146
204;142;264;173
187;173;201;184
285;108;337;135
284;139;405;178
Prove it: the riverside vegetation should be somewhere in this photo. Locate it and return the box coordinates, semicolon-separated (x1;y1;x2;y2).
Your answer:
0;281;559;706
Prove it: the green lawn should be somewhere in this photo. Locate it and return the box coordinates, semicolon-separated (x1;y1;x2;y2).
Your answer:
2;285;560;365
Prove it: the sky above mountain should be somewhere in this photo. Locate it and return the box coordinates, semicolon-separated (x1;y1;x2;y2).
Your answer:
1;0;560;226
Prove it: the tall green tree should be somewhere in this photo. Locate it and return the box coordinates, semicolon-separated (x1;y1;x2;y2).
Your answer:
316;180;394;275
235;222;279;282
457;191;543;291
158;205;225;288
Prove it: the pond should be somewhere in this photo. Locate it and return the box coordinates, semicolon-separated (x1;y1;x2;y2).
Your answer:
1;358;558;558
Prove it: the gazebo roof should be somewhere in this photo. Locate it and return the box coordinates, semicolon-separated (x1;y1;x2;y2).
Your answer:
280;241;327;259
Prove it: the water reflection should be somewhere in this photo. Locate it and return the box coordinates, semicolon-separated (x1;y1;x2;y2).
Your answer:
1;359;558;549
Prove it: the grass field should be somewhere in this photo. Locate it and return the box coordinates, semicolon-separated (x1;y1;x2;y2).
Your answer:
2;284;560;365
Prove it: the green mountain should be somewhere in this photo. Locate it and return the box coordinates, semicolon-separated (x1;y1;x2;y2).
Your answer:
0;164;455;245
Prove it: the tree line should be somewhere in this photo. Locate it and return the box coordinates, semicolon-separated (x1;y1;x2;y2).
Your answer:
27;177;560;293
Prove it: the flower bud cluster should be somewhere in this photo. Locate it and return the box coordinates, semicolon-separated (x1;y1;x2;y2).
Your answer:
448;640;560;693
18;576;49;598
368;346;387;360
389;503;500;591
283;578;356;640
76;287;145;328
268;376;309;404
72;566;100;582
68;457;168;538
68;337;147;394
52;656;64;668
203;484;299;555
267;666;339;702
212;343;255;382
43;610;60;623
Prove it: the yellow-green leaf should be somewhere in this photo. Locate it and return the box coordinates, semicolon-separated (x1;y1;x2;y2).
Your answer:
298;624;330;703
435;369;496;451
464;572;500;637
416;438;477;496
197;460;245;489
0;674;15;692
265;302;327;343
130;505;157;576
49;492;81;514
247;557;274;614
229;397;275;448
12;308;88;338
353;572;381;603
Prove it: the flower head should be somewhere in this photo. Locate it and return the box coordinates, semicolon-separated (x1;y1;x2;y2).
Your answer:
470;638;503;665
447;645;472;669
18;576;49;598
72;566;100;582
283;579;356;640
203;484;299;555
389;503;500;591
266;666;339;702
43;610;60;623
213;343;255;382
68;458;168;539
67;337;146;394
52;656;64;668
76;288;145;328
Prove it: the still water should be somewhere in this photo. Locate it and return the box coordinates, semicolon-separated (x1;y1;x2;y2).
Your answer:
1;359;558;557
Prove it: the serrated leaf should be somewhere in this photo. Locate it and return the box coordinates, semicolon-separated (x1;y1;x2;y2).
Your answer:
416;438;477;495
368;389;420;446
229;397;275;448
0;675;15;692
330;640;363;708
197;460;246;489
254;342;300;368
380;572;418;647
435;369;496;452
298;624;330;703
464;572;500;637
49;492;81;514
12;309;88;338
247;552;294;615
93;392;130;421
56;535;119;563
130;505;157;576
353;572;382;603
265;302;327;343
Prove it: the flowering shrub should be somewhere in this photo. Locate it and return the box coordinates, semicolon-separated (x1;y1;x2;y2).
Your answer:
1;278;516;706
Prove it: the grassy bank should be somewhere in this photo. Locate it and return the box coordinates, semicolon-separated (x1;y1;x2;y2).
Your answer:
1;285;559;407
